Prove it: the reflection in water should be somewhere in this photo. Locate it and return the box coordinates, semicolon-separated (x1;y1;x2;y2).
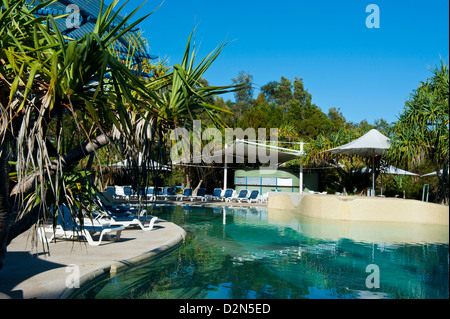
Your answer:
73;204;449;299
267;208;449;244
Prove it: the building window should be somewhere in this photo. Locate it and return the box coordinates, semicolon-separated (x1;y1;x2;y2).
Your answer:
235;176;293;187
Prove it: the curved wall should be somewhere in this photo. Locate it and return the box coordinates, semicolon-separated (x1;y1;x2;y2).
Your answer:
267;193;449;226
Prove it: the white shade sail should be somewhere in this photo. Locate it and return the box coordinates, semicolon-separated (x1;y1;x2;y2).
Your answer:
421;169;443;177
173;139;303;192
361;165;419;176
210;140;302;165
325;129;390;157
108;153;171;170
323;129;391;196
382;165;418;176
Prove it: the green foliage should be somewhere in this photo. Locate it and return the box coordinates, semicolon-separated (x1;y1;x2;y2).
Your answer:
274;76;293;108
386;60;449;203
327;107;346;132
0;0;156;222
232;71;254;106
380;175;423;200
225;74;350;143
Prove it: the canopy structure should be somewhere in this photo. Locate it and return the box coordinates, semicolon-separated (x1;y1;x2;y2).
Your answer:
381;165;418;176
209;139;301;164
325;129;390;157
361;165;419;176
323;129;391;196
109;153;171;171
361;164;419;196
421;169;443;177
215;139;303;191
173;139;304;192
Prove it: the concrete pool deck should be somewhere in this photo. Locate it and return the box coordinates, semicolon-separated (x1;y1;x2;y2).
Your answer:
0;217;186;299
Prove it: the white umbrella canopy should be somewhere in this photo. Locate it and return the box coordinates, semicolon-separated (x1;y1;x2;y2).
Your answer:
324;129;391;195
325;129;390;157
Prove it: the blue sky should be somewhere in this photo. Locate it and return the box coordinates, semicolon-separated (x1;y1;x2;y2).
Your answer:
124;0;449;124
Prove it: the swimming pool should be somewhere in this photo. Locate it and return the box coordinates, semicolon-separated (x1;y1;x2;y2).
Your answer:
72;204;449;299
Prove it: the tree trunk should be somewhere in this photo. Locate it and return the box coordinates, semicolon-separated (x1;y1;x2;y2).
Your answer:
435;159;449;205
193;179;203;195
10;133;110;198
1;133;111;270
0;142;11;271
185;169;190;188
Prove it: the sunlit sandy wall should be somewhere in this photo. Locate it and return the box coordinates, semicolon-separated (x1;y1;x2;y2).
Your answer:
268;193;449;226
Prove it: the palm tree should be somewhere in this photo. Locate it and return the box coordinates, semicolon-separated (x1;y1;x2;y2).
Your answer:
386;61;449;204
0;0;156;269
0;0;240;270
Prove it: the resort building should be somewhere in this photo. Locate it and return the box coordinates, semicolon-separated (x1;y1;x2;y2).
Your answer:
234;168;319;194
28;0;156;74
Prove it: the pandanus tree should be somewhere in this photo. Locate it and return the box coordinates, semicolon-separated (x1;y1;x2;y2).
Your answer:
0;0;239;270
386;61;449;204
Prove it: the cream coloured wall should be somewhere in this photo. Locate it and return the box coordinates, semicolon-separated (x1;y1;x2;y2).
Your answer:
267;193;449;226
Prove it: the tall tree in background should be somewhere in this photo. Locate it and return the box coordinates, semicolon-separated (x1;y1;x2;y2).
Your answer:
231;71;254;118
273;76;293;113
260;81;278;103
327;107;347;132
293;77;312;107
231;74;353;141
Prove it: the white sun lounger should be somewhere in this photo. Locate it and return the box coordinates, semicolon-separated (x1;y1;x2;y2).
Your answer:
38;205;125;246
239;190;259;203
93;209;158;231
229;189;249;202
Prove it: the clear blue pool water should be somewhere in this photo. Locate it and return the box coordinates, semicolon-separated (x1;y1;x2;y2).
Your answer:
73;204;449;299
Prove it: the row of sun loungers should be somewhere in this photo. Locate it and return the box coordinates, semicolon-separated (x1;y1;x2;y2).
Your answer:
37;187;266;247
106;185;267;203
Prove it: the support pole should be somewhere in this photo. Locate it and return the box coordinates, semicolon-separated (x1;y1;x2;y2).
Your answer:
224;161;228;190
224;143;228;190
299;142;304;193
372;155;375;196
